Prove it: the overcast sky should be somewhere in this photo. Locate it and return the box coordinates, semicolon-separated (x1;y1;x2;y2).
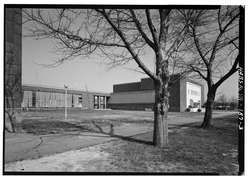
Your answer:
22;26;238;100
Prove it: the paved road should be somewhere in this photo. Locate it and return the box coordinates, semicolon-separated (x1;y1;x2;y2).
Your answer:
4;111;235;163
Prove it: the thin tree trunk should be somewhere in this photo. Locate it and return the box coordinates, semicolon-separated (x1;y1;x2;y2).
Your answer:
6;110;16;133
10;115;17;133
153;81;169;148
201;88;216;128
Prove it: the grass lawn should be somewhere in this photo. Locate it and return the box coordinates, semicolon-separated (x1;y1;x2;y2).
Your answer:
96;113;239;174
5;110;239;174
17;109;153;135
15;109;232;135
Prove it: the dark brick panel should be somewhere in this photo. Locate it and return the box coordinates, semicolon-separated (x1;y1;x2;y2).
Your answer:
140;78;154;90
169;80;180;112
108;102;180;112
113;82;141;93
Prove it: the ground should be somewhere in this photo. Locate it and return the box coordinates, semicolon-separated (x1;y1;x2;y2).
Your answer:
4;109;239;174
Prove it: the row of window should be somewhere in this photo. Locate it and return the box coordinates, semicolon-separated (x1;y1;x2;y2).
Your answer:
22;91;108;109
22;91;83;108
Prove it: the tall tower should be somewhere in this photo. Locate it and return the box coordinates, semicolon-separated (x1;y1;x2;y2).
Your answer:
5;7;22;108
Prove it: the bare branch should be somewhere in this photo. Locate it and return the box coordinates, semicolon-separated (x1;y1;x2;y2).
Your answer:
192;27;209;66
209;10;240;63
214;54;239;88
145;9;159;48
129;9;156;51
96;9;157;81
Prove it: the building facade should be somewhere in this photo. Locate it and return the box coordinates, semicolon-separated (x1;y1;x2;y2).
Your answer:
5;8;22;108
22;85;110;110
108;75;204;112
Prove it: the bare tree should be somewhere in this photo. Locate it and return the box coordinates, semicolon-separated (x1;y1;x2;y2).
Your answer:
23;8;189;147
177;6;240;128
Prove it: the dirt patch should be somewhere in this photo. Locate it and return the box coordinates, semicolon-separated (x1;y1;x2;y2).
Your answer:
5;144;113;172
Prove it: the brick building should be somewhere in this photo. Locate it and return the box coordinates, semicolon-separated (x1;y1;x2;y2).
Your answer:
22;85;110;110
108;75;204;112
5;8;22;109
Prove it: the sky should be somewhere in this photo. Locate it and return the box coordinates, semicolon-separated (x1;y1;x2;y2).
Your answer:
22;22;239;101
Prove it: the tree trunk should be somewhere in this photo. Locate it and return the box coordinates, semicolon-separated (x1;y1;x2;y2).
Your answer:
152;9;171;148
5;110;17;133
201;88;216;128
153;80;169;148
10;115;17;133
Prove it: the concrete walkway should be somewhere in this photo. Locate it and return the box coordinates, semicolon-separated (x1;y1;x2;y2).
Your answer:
4;111;234;163
5;123;153;163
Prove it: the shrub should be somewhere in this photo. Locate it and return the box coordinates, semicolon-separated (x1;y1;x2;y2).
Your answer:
185;108;191;112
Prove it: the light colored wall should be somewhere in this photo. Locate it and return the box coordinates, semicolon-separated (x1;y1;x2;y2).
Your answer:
186;82;202;108
109;90;155;104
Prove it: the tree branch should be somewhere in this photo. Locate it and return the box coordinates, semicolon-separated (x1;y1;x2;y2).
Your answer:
189;64;207;81
96;9;157;81
192;26;209;67
214;54;239;89
145;9;159;48
129;9;156;51
159;9;171;45
209;11;240;63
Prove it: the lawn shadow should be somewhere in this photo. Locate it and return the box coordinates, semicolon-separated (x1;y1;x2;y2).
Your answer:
172;113;238;129
21;119;93;135
20;119;153;145
90;121;153;145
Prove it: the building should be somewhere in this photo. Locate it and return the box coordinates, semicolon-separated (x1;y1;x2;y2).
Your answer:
108;75;204;112
4;7;204;114
5;8;22;108
22;85;110;110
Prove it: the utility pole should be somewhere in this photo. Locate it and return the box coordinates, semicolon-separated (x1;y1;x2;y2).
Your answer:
64;85;68;120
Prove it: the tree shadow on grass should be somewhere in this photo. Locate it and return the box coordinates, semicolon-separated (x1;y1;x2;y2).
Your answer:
21;119;153;145
90;120;153;145
21;119;92;135
173;114;238;129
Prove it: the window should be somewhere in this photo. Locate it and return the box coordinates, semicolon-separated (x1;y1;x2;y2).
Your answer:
94;95;99;109
32;91;36;107
100;96;104;104
78;96;82;103
72;95;74;107
100;96;105;109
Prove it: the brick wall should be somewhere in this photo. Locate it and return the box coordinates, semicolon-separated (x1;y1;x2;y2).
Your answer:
109;74;204;112
5;8;22;108
113;82;141;92
169;79;181;112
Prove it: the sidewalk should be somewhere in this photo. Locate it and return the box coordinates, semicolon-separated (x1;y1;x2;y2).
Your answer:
4;111;233;163
4;123;153;163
